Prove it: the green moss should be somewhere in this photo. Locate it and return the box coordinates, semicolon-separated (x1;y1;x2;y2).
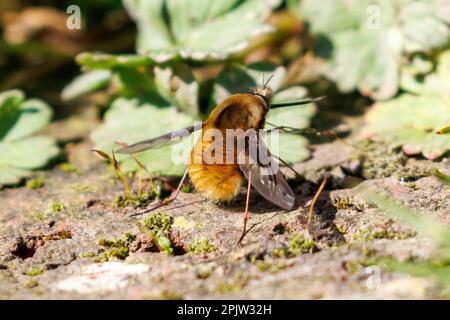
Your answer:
181;185;192;193
346;260;363;274
24;279;39;288
59;163;79;174
360;141;406;179
188;237;215;254
70;183;96;193
215;274;249;294
272;233;319;258
80;252;95;258
144;291;183;300
26;267;44;276
351;227;416;242
334;198;350;210
272;247;290;258
46;201;65;214
115;191;153;208
107;247;129;259
26;177;45;190
290;234;319;254
397;165;432;182
124;232;137;242
359;141;433;181
195;223;204;230
335;224;349;235
43;230;72;240
143;212;173;234
256;260;288;274
32;211;51;221
97;232;136;261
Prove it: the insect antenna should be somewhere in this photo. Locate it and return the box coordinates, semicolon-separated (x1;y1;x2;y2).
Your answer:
263;74;274;88
271;96;326;108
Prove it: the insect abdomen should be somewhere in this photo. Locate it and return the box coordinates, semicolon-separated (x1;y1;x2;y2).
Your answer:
188;163;243;203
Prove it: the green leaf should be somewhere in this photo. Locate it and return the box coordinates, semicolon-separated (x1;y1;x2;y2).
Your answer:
90;97;195;175
123;0;281;61
0;136;58;169
266;87;315;163
296;0;450;100
362;94;450;160
0;90;25;140
154;64;199;116
265;131;310;164
0;95;53;143
61;70;112;101
76;52;154;70
0;166;32;185
123;0;175;57
0;90;59;186
212;62;286;106
401;50;450;99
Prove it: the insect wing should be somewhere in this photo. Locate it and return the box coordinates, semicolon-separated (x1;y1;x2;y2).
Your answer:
116;123;204;154
239;133;295;210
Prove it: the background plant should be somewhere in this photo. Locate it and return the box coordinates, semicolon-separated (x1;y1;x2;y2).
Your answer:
0;90;59;185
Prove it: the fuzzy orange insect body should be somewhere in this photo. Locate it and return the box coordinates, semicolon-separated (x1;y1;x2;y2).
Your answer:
188;93;269;203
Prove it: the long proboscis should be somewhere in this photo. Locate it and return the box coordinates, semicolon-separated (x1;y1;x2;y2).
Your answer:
271;96;326;108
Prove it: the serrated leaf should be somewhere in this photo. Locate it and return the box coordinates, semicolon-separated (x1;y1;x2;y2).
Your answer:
124;0;280;61
62;70;112;101
0;90;59;185
0;136;59;169
0;90;25;140
0;166;32;185
296;0;450;100
90;97;195;175
362;94;450;160
123;0;175;54
76;52;154;70
212;62;286;106
265;131;310;164
401;50;450;99
0;92;53;142
266;87;315;163
154;64;199;116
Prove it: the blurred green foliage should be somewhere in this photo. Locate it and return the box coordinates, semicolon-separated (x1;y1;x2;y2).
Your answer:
2;0;449;178
123;0;280;61
0;90;58;185
363;50;450;159
293;0;450;100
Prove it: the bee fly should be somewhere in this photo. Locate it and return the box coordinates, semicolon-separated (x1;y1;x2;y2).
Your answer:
117;77;326;244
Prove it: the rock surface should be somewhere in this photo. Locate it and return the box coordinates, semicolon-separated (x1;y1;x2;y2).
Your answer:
0;141;449;299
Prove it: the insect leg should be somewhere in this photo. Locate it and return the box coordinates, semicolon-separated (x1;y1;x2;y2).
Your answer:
306;176;328;234
237;171;252;245
265;123;350;147
129;169;189;217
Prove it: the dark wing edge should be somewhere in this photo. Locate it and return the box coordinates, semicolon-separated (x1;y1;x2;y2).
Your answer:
239;133;295;210
116;122;205;154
